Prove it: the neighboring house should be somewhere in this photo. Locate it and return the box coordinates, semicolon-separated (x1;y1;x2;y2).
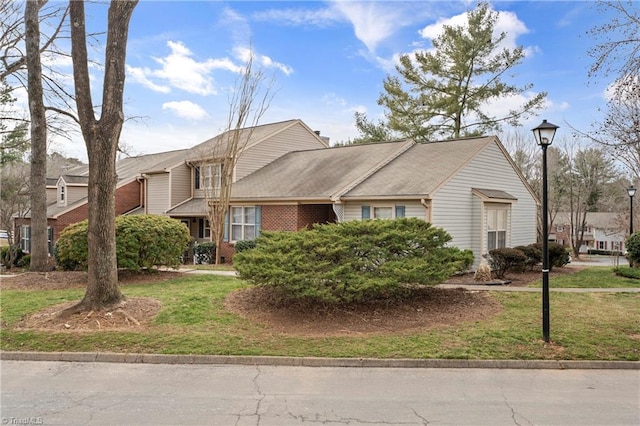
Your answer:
551;212;628;254
15;119;538;269
15;149;189;254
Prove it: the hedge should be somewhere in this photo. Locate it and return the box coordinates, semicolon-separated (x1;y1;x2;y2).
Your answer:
54;215;190;271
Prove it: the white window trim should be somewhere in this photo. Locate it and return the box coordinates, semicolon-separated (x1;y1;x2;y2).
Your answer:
484;203;511;254
230;206;256;242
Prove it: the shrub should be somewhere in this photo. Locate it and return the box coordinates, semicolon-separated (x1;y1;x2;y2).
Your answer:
234;240;256;253
234;218;474;304
18;254;30;268
193;242;216;264
514;244;542;271
1;246;24;269
613;266;640;279
55;215;191;271
488;247;527;279
626;232;640;267
532;242;570;271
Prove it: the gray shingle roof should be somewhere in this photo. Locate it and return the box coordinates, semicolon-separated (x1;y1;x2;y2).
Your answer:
230;136;494;201
230;140;412;201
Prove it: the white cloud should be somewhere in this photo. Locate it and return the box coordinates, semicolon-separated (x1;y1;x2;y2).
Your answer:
127;65;171;93
330;1;408;52
419;6;529;52
162;101;209;120
128;40;245;96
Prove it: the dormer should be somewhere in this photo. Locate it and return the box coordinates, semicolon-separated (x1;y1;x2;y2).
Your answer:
56;175;89;207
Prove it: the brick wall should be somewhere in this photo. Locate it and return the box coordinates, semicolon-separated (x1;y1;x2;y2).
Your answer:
261;205;298;231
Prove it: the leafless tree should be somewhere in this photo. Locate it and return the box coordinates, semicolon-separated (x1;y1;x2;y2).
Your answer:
587;0;640;88
203;51;273;264
63;0;137;314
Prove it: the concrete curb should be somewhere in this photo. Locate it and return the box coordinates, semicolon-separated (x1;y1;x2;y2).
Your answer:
1;351;638;370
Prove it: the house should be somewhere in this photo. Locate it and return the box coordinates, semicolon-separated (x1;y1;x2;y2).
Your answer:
551;212;628;254
221;136;538;266
15;119;329;258
16;119;538;269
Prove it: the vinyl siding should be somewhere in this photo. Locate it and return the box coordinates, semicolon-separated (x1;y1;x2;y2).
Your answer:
66;186;87;205
431;142;537;264
170;163;191;207
146;173;170;214
235;122;326;180
343;200;425;221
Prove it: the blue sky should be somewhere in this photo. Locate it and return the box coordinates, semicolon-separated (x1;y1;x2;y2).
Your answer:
50;1;616;161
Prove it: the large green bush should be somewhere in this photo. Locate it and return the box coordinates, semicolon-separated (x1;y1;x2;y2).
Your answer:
234;218;474;304
54;215;190;271
626;232;640;267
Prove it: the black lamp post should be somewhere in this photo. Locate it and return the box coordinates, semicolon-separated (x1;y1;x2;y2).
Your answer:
629;185;636;236
532;119;559;343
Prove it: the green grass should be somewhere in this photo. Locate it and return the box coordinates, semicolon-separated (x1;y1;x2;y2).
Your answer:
527;266;640;288
1;270;638;360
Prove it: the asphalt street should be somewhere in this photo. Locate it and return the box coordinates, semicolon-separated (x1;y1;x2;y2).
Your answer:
1;360;639;425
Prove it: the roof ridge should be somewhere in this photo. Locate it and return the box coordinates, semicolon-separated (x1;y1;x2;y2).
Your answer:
330;139;416;201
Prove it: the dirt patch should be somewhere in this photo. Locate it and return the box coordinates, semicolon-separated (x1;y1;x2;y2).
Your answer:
225;286;502;337
15;297;162;331
2;270;180;332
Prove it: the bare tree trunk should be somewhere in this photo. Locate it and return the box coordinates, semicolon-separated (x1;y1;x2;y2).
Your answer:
25;0;49;271
65;0;137;313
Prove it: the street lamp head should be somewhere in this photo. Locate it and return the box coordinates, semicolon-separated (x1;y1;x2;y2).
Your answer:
532;119;560;147
628;185;637;198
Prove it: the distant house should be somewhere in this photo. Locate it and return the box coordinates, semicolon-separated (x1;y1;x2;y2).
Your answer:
16;119;538;268
551;212;628;254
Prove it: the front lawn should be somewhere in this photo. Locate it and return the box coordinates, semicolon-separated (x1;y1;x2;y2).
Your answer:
0;269;638;361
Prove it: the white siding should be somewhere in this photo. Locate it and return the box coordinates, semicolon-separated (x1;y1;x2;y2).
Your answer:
170;163;191;207
146;173;170;214
432;142;537;265
235;123;326;180
343;200;426;221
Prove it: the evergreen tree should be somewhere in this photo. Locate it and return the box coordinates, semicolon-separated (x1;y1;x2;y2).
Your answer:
367;2;546;142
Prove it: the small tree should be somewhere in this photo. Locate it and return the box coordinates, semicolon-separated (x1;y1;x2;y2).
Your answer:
203;50;273;264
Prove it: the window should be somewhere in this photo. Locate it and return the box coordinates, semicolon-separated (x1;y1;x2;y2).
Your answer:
231;206;257;241
59;185;65;203
487;207;507;251
20;225;31;253
197;219;211;238
361;205;406;220
556;224;564;232
18;226;53;254
195;164;223;190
